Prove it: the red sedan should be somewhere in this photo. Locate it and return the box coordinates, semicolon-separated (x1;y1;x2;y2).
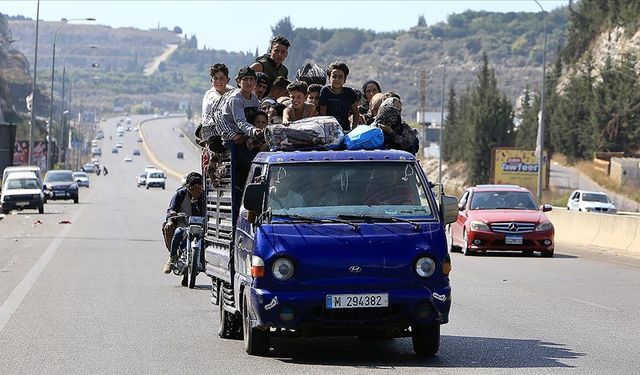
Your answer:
449;185;554;257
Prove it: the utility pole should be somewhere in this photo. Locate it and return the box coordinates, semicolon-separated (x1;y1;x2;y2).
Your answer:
28;0;40;165
438;65;446;185
418;70;427;148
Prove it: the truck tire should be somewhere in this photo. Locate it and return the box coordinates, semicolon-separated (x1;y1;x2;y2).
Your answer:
217;285;241;339
243;296;270;356
412;324;440;357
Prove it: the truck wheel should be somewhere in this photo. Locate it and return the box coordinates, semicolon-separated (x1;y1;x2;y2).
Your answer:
38;205;44;214
412;324;440;357
243;296;270;356
217;285;241;339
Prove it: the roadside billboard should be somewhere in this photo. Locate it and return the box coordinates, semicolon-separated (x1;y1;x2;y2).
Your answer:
13;140;48;170
491;148;548;192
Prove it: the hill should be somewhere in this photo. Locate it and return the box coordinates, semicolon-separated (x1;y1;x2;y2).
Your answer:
4;8;567;125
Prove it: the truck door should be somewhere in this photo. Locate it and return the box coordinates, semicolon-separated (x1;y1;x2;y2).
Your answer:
235;164;266;279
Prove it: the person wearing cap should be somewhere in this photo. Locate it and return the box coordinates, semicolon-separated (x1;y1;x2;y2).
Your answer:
253;72;271;100
163;173;205;274
250;35;290;87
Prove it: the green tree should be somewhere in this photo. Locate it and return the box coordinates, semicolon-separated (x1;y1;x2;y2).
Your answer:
443;85;461;162
461;53;515;185
515;87;539;149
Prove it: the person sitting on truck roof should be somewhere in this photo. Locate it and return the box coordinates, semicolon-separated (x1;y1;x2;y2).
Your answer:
250;35;290;89
282;81;316;124
163;174;204;274
306;83;322;109
318;61;363;131
202;63;234;124
253;72;271;100
373;97;419;155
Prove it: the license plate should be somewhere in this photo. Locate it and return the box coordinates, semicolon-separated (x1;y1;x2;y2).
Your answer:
16;202;28;207
326;293;388;309
505;235;523;245
54;191;65;197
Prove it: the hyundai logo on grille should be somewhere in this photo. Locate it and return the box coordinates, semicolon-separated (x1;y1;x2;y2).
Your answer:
349;266;362;273
508;222;519;232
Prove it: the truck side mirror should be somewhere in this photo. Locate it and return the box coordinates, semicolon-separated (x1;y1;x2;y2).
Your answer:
440;195;459;224
243;183;267;213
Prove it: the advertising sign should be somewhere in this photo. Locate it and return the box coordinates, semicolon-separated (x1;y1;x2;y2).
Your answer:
13;140;48;170
491;148;548;192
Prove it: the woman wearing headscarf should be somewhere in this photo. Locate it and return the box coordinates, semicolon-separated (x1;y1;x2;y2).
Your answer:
373;97;419;155
359;80;382;123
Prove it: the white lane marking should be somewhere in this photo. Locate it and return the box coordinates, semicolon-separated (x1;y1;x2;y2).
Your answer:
0;204;85;333
566;296;618;312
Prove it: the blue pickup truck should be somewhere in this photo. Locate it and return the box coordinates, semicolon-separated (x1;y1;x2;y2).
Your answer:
204;149;457;357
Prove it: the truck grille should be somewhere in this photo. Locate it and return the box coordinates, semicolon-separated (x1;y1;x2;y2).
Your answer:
491;222;535;233
312;305;401;323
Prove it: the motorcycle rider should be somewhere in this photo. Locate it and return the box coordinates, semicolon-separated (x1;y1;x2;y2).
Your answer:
162;173;204;274
103;166;109;175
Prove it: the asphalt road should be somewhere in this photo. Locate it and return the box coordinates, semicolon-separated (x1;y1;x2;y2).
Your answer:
1;116;640;374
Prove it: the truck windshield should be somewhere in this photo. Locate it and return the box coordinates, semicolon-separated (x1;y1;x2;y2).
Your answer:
266;162;435;219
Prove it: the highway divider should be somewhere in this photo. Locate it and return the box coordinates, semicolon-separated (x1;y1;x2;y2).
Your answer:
547;209;639;254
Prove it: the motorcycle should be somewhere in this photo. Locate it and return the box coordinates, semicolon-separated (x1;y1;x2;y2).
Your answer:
167;213;205;288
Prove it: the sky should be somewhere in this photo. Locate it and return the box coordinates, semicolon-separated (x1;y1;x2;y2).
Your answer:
1;0;567;53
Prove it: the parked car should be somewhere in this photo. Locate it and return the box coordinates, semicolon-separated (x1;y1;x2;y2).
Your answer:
449;184;554;257
177;151;184;159
43;170;79;204
132;149;141;156
136;173;147;187
91;147;102;156
112;147;118;154
124;156;133;163
2;165;43;186
116;142;124;148
72;172;90;187
566;190;617;214
146;170;166;189
137;137;143;143
1;171;45;214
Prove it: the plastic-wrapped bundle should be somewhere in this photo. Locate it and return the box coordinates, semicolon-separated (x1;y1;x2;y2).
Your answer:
295;63;327;85
265;116;344;151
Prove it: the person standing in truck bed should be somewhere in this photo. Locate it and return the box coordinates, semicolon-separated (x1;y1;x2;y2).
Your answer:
250;35;290;92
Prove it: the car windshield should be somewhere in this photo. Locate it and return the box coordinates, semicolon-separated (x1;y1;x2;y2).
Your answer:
45;172;73;182
470;191;538;210
265;162;435;219
6;178;40;190
583;193;611;203
149;173;164;178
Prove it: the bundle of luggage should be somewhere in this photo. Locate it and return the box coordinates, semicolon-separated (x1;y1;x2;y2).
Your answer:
265;116;344;151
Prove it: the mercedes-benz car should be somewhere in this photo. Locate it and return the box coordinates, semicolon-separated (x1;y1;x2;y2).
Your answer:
449;184;554;257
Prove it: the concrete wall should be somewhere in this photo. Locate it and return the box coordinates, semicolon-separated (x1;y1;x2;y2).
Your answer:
547;209;640;254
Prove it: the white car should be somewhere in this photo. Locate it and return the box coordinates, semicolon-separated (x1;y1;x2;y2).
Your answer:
124;156;133;163
567;190;617;214
116;142;124;148
1;171;45;214
146;170;166;190
136;173;147;187
72;172;90;187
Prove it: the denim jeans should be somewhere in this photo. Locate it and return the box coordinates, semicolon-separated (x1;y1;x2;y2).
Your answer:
170;227;188;258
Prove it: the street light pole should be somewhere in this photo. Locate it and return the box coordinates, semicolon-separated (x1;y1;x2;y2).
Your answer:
28;0;40;166
438;64;446;185
47;17;95;170
58;45;98;167
535;0;547;202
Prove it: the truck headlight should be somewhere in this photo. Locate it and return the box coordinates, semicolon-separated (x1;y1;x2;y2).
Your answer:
470;220;490;231
272;258;294;281
415;257;436;278
535;222;553;232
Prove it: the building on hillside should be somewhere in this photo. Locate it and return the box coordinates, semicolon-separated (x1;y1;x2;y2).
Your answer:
610;157;640;187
